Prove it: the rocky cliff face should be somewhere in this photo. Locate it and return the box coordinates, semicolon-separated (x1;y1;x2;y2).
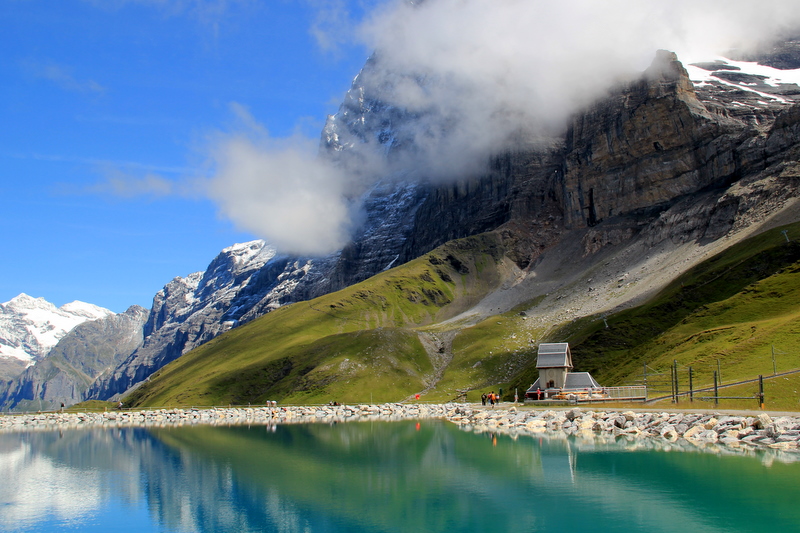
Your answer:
80;42;800;402
561;50;800;233
88;242;289;399
563;51;721;228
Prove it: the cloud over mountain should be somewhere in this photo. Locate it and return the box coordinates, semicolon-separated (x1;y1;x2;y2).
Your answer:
123;1;800;256
352;0;800;173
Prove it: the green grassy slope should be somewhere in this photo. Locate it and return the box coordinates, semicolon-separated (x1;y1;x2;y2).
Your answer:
541;223;800;394
124;233;508;407
126;221;800;408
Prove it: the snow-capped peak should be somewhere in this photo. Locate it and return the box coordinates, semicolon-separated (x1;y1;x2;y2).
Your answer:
60;300;115;320
0;294;114;364
221;240;276;271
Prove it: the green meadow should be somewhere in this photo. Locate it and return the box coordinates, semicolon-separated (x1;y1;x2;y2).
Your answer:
554;225;800;396
124;233;509;406
125;223;800;410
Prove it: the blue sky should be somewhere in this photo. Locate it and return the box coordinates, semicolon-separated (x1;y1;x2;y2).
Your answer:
0;0;377;313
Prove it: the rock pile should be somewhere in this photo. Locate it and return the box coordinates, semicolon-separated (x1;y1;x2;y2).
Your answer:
0;403;451;431
2;404;799;453
449;406;800;452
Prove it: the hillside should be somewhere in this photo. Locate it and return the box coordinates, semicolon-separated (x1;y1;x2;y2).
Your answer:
126;219;800;407
107;44;800;409
560;225;800;387
125;234;512;406
506;222;800;399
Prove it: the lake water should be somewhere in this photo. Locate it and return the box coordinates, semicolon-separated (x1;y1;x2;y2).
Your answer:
2;419;799;533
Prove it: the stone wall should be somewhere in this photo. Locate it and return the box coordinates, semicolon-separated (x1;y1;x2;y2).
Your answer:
3;404;799;457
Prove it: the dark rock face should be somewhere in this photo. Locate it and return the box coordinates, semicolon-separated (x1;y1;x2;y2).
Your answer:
398;148;567;270
390;48;800;269
86;42;800;401
562;51;734;229
88;242;288;399
0;306;148;410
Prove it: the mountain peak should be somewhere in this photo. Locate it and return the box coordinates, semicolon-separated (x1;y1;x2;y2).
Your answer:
4;293;55;311
60;300;114;320
0;294;114;369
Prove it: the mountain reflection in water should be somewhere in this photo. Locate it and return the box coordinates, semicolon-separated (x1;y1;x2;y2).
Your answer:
2;420;800;532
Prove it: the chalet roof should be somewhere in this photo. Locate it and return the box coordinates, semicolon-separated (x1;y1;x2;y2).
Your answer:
564;372;600;389
525;372;602;394
536;343;573;369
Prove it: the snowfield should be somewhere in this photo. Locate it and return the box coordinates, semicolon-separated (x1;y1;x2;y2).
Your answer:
0;294;112;364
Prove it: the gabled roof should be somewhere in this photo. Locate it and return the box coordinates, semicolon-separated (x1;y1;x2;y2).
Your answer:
525;372;602;394
564;372;600;389
536;342;573;370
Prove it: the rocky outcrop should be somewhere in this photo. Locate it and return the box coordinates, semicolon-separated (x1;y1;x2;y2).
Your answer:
563;51;741;229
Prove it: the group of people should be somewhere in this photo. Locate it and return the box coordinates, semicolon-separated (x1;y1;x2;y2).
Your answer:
480;391;500;407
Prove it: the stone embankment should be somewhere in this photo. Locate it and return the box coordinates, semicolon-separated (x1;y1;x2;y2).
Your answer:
0;403;449;430
3;404;800;452
453;406;800;452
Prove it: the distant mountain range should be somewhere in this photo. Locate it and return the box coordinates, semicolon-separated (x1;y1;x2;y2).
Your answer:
3;40;800;410
0;295;113;381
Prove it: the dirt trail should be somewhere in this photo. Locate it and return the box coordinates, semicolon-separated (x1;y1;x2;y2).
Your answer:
411;330;459;398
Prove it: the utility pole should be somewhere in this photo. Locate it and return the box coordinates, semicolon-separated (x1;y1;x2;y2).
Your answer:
688;366;693;402
673;359;679;402
713;371;719;406
670;364;676;402
771;345;787;375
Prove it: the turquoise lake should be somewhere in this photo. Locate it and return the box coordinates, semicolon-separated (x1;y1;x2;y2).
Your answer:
2;419;799;532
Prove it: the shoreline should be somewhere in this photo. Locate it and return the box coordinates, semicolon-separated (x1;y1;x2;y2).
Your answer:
3;403;800;455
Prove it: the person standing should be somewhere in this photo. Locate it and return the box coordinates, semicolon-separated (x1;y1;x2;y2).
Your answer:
481;393;487;406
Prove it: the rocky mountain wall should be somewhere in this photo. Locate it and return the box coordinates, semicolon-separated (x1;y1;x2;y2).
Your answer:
563;51;739;230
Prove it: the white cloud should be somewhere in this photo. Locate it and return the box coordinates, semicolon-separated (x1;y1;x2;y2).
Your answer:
350;0;800;177
90;170;183;198
85;0;800;257
306;0;385;54
204;107;359;255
